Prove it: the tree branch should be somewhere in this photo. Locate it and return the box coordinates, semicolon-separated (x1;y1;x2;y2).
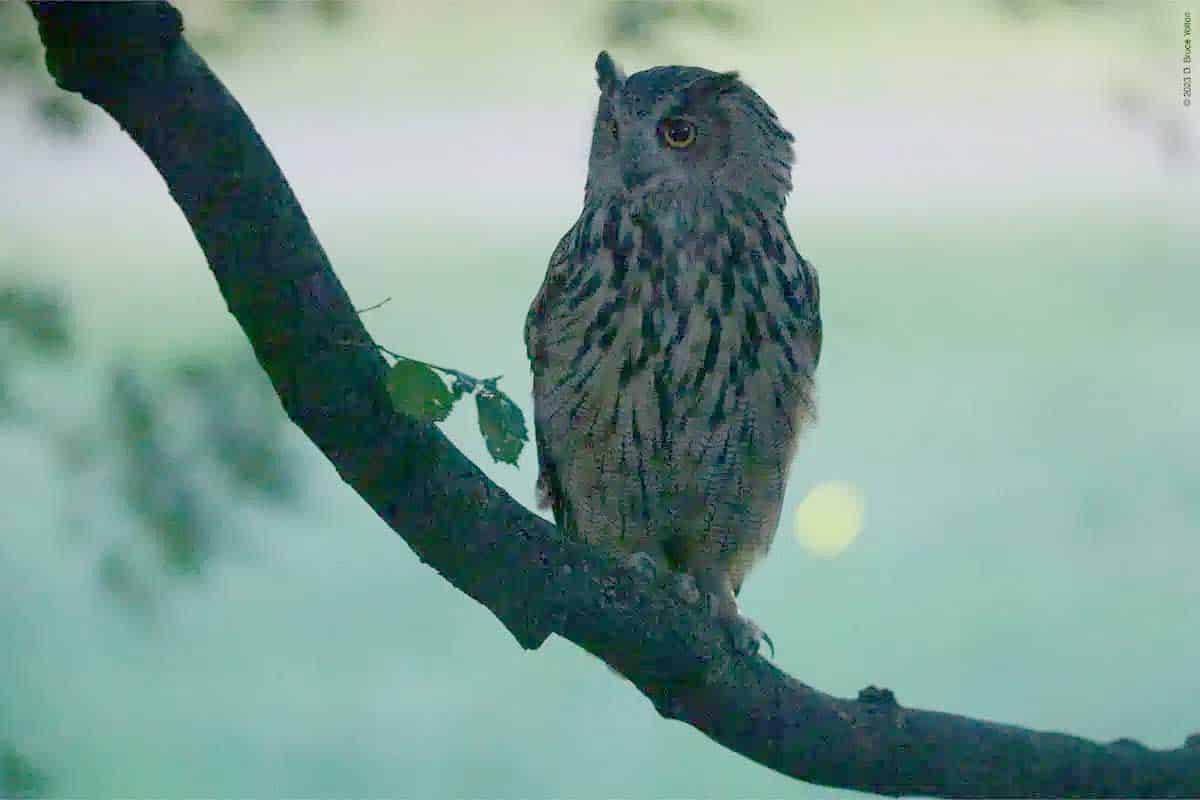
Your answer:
27;2;1200;796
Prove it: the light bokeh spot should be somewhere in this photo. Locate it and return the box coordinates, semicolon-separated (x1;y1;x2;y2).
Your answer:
794;481;865;558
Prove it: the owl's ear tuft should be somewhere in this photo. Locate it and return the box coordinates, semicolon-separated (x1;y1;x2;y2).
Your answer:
682;71;741;107
595;50;625;95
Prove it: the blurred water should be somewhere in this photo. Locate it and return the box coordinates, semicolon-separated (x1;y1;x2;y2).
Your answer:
2;2;1196;797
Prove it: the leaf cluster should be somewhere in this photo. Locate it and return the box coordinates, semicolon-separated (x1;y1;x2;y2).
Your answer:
385;355;527;466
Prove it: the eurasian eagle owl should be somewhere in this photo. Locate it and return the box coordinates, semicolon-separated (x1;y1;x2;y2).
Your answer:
526;51;821;653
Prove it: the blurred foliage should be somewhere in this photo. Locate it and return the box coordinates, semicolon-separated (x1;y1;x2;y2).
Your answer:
2;0;1188;164
0;0;353;136
0;4;342;783
991;0;1131;19
601;1;743;47
32;92;87;135
986;0;1194;166
1;281;300;613
236;0;350;25
0;283;71;359
599;1;1188;166
0;283;69;420
0;745;48;799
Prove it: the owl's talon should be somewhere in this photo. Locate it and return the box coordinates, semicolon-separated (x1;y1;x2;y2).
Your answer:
726;615;773;659
528;55;815;683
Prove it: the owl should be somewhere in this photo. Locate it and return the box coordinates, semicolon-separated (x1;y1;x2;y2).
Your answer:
525;51;821;654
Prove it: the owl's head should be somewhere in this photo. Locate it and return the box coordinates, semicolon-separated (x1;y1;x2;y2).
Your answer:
584;51;794;214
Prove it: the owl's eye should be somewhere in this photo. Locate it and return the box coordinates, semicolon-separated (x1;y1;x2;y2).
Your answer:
606;118;619;140
660;117;696;149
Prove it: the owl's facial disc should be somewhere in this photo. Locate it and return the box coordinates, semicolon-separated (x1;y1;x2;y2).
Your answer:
615;108;710;195
585;57;794;212
619;121;691;190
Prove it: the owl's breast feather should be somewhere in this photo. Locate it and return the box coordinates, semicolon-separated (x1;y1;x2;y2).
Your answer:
533;199;817;456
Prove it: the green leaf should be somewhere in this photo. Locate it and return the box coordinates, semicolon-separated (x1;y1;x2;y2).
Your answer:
386;359;455;422
475;384;527;465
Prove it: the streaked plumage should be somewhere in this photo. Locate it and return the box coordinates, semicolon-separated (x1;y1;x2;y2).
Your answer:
526;52;821;652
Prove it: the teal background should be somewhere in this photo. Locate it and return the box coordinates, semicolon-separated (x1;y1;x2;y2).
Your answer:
1;1;1196;796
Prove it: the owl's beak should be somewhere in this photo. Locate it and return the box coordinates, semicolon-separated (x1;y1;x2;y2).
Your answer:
621;143;654;190
619;136;657;190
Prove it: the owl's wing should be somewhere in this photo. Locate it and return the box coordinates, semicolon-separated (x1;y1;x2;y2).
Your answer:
788;249;824;373
525;222;580;531
801;256;823;370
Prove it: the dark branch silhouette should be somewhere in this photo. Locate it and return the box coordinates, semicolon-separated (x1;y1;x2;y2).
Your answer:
26;2;1200;796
